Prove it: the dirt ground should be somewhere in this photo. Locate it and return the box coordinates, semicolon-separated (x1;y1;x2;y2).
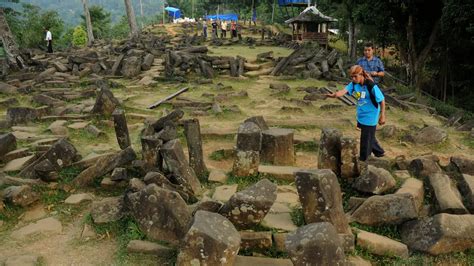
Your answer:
0;23;473;265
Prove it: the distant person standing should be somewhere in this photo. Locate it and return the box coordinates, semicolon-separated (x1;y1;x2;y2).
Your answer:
231;21;237;38
211;19;218;38
44;27;53;53
221;20;227;38
202;20;208;39
357;43;385;84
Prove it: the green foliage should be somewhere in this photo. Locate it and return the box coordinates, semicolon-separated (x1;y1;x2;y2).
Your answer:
72;25;87;47
81;5;112;39
109;15;130;40
295;141;318;152
6;3;64;49
290;207;305;227
209;150;226;161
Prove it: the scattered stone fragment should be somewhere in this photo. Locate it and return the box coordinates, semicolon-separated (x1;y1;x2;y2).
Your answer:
125;185;191;244
356;229;409;258
212;184;238;202
11;217;62;240
127;240;175;257
177;210;240;265
219;179;277;229
285;222;345;265
90;196;124;224
401;213;474;255
65;193;93;204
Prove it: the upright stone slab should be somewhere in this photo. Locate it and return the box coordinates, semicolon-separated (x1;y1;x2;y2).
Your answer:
219;179;277;229
160;139;201;195
91;87;120;116
183;118;208;178
318;128;342;177
261;128;295;166
232;150;260;177
285;222;345;266
450;156;474;175
177;211;240;265
401;213;474;255
295;169;352;235
244;116;269;131
126;185;191;245
91;196;125;224
429;173;468;214
236;121;262;151
409;157;442;178
140;135;163;171
112;108;131;149
340;137;359;179
0;133;16;158
458;174;474;212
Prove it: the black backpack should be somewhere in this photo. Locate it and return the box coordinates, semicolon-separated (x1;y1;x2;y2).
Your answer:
353;79;379;108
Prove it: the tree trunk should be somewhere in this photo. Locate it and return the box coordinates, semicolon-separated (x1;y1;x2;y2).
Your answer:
82;0;95;46
124;0;139;39
348;16;357;61
407;15;441;95
0;9;25;70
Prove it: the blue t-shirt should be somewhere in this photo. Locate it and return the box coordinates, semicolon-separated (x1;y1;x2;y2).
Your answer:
356;57;384;84
346;82;385;126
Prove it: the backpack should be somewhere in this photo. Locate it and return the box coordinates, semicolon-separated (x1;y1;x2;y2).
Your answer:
353;79;379;109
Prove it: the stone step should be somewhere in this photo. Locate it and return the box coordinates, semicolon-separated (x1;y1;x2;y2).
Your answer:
258;165;308;181
355;229;409;258
3;155;36;172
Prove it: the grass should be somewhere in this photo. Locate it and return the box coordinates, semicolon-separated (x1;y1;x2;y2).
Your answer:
85;215;177;265
290;207;305;227
295;141;318;152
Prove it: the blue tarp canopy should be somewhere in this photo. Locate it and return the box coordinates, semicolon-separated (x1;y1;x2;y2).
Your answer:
205;14;238;21
278;0;309;6
165;7;181;18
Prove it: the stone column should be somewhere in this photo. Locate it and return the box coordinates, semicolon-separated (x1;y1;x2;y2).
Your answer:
183;118;208;178
112;108;131;149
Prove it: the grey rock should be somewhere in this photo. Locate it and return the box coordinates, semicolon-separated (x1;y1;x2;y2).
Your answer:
318;128;342;176
414;126;447;145
401;213;474;255
125;185;191;245
219;179;277;229
351;194;419;225
236;121;262;151
0;133;17;158
91;196;124;224
450;156;474;175
121;56;142;78
285;222;345;266
2;185;39;207
177;210;240;265
428;173;468;214
295;169;351;235
353;166;397;194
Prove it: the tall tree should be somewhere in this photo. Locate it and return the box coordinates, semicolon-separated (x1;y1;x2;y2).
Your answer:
124;0;139;38
81;0;94;46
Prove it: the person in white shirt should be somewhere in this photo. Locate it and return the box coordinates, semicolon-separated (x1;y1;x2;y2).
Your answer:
44;28;53;53
221;20;227;39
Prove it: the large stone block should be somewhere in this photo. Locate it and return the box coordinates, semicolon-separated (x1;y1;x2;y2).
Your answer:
318;128;342;176
285;222;345;266
177;210;240;265
219;179;277;229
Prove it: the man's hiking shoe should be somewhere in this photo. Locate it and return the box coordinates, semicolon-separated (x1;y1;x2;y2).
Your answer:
374;153;385;158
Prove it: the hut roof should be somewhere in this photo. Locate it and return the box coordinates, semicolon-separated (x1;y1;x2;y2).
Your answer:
285;6;337;24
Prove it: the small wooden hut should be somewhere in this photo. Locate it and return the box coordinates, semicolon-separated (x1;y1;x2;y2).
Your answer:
285;6;337;46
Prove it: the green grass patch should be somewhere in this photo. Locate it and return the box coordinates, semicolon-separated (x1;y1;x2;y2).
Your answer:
86;215;177;265
290;207;305;227
295;141;319;152
351;222;401;241
58;166;82;184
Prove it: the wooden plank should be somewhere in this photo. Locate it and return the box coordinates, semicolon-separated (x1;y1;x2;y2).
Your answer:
148;87;189;109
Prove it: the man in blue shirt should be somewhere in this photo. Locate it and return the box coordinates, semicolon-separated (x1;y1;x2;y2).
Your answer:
357;43;384;84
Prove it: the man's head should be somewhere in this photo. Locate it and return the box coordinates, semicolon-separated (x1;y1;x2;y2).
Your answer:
44;27;49;32
363;42;374;59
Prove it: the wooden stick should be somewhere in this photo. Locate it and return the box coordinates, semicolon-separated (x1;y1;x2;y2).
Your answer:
148;87;189;109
